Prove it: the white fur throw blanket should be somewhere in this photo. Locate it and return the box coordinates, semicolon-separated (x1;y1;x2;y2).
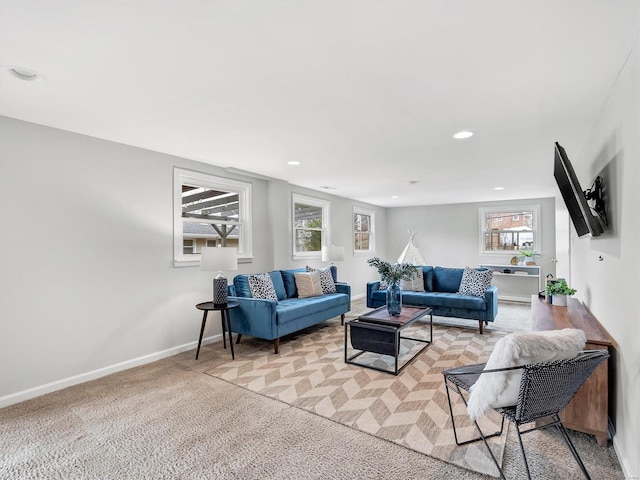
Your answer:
466;328;586;420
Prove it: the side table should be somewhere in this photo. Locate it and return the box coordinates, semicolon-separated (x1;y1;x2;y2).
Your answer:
195;300;240;360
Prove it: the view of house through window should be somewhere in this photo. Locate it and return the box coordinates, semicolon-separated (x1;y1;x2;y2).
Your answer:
181;185;241;253
479;206;539;253
354;207;375;253
174;168;252;266
293;194;329;257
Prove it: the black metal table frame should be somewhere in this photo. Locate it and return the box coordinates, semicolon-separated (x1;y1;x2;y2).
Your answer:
195;300;240;360
344;308;433;375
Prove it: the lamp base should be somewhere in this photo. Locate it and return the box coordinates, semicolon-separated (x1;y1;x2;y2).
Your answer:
213;276;228;308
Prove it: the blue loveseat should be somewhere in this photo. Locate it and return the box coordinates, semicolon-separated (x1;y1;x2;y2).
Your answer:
366;266;498;334
227;266;351;353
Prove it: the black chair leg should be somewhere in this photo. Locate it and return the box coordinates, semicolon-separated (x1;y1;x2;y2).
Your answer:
555;418;592;480
443;376;505;446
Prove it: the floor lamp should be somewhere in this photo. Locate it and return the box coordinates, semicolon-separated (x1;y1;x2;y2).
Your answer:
321;245;344;282
200;247;238;307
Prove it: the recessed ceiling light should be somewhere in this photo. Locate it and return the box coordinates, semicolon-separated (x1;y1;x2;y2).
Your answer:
391;195;399;199
287;161;300;166
5;66;44;82
453;130;474;139
493;186;505;191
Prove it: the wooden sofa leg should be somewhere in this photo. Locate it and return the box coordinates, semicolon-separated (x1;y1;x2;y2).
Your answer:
273;338;280;354
341;314;345;325
236;334;242;344
478;320;484;335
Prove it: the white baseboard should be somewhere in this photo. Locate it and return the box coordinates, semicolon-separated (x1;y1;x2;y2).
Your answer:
613;438;633;480
351;293;365;300
0;334;223;409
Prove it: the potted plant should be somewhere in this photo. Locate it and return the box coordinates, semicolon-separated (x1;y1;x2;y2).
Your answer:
367;257;418;316
545;279;577;306
519;249;540;265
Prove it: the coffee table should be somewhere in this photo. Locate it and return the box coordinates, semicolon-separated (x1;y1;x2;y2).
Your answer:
344;306;433;375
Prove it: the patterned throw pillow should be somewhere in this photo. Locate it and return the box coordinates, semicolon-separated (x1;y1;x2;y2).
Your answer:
306;266;337;294
457;267;493;297
248;273;278;303
400;268;425;292
294;271;324;298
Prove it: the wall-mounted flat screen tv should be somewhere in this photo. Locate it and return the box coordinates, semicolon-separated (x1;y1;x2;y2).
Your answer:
554;142;604;237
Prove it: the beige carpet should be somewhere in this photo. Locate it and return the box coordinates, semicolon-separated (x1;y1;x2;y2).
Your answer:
0;301;624;479
204;317;509;477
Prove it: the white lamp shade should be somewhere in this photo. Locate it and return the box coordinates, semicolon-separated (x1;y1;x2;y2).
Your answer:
200;247;238;272
321;245;344;262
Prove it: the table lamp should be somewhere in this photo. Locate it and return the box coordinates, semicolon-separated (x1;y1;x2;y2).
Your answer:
200;247;238;307
322;245;344;282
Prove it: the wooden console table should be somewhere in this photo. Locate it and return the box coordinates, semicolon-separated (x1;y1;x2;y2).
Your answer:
531;295;616;445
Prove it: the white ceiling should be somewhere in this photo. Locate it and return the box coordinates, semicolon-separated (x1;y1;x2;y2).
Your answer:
1;1;638;207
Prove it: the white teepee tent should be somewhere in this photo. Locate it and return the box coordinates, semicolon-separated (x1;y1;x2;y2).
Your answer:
397;230;428;265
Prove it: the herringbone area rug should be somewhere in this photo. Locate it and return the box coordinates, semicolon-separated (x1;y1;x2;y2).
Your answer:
204;318;508;477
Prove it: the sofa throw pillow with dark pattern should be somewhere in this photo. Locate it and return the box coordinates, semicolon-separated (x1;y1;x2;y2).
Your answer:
306;266;337;294
457;267;493;297
248;273;279;303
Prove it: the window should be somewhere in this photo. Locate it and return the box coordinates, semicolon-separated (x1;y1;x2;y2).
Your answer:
479;205;540;254
292;194;330;259
353;207;375;254
174;168;252;266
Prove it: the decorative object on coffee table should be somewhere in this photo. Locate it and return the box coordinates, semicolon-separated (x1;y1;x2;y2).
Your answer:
367;257;417;316
200;247;238;307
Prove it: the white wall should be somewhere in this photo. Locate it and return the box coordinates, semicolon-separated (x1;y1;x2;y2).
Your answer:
266;178;388;296
0;116;383;405
567;40;639;478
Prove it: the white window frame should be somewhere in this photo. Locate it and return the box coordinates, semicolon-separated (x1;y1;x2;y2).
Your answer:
292;193;330;260
479;205;540;255
353;207;375;255
174;168;253;267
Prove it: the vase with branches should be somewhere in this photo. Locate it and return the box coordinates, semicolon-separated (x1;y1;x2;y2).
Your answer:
367;257;418;316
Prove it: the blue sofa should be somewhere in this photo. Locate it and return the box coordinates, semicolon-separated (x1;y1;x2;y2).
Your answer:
366;266;498;334
227;266;351;353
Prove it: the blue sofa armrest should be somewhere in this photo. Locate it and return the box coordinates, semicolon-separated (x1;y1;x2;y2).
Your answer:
335;282;351;298
227;295;278;340
366;281;381;308
485;285;499;321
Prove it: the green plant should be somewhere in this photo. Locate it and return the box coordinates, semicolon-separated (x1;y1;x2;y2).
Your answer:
545;279;577;296
367;257;418;285
519;249;540;257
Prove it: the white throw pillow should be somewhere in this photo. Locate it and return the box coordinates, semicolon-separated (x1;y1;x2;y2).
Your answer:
466;328;586;420
306;266;337;294
294;271;324;298
400;268;425;292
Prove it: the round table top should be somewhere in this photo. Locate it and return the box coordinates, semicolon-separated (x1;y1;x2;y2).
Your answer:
196;300;240;311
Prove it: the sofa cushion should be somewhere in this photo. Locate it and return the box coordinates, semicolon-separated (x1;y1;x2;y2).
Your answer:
433;267;464;293
268;271;287;301
306;266;337;294
400;268;425;292
402;291;487;311
276;295;347;325
233;275;252;298
294;271;324;298
248;273;278;303
422;266;434;291
458;267;493;297
281;268;306;298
